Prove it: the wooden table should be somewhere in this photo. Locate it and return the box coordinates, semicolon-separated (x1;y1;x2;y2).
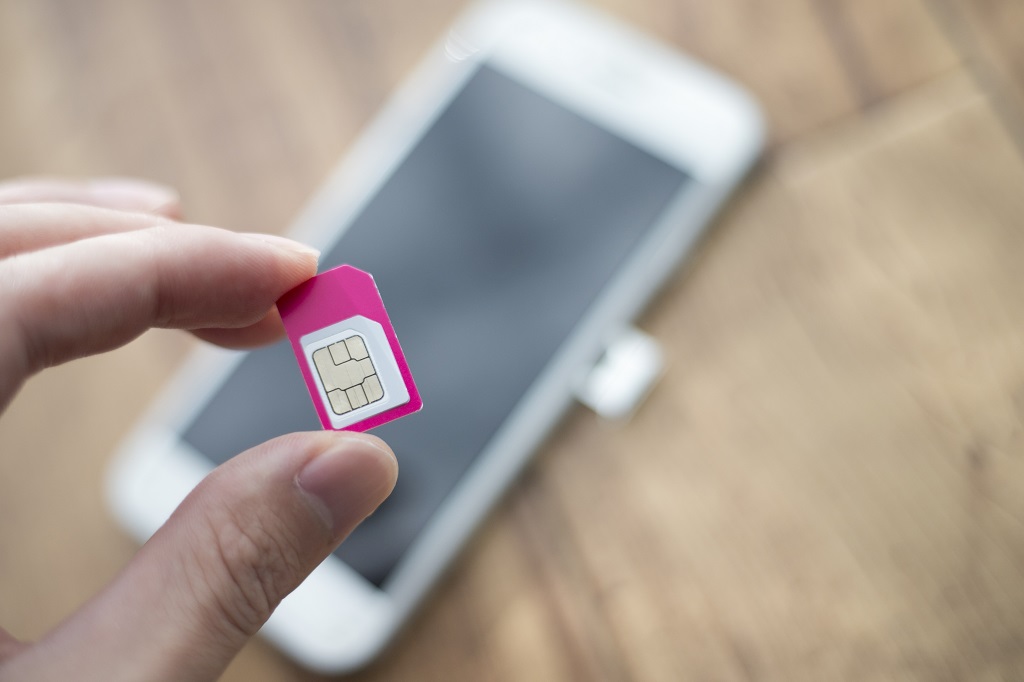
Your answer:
2;1;1024;679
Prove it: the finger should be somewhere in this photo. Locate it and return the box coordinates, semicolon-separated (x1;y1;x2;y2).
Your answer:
0;226;318;410
191;306;287;350
1;432;398;681
0;203;296;350
0;626;25;662
0;177;181;219
0;202;177;259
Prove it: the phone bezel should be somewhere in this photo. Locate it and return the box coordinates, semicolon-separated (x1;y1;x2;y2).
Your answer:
107;0;764;672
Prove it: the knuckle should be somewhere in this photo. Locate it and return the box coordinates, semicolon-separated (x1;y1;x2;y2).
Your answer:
198;510;308;638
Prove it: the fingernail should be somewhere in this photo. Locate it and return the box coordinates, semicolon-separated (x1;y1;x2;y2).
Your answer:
241;232;320;261
88;178;179;209
297;436;398;535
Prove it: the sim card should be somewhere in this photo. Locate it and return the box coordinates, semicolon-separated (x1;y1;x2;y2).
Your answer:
278;265;422;432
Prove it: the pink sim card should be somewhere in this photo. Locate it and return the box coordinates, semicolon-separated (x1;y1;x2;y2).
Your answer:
278;265;422;432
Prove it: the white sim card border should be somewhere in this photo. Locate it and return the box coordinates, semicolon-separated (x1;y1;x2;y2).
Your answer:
300;315;410;430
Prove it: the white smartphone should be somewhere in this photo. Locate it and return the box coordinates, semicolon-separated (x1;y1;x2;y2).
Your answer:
108;0;763;673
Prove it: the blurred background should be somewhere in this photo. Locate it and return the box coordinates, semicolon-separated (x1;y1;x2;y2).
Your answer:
2;0;1024;680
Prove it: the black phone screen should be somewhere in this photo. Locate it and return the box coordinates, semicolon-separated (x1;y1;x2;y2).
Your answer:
182;64;690;586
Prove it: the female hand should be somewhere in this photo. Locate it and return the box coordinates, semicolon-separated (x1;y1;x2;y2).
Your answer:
0;178;397;682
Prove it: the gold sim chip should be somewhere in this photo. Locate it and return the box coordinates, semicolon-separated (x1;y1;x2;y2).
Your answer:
311;334;386;416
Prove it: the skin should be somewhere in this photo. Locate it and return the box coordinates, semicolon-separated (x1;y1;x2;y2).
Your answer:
0;178;399;682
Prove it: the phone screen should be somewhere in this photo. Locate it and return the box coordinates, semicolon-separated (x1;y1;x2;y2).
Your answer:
182;64;690;586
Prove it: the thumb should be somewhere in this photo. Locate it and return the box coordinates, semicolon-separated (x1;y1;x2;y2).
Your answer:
3;432;397;682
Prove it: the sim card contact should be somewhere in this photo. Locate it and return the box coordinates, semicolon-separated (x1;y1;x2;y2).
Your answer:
300;316;410;430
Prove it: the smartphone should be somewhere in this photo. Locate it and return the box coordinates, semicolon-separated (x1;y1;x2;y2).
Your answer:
108;0;763;672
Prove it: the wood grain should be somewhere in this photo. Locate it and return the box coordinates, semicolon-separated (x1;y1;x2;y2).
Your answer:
2;1;1023;680
932;0;1024;154
810;0;959;106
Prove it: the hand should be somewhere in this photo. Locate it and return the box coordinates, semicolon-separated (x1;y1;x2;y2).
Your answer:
0;178;398;681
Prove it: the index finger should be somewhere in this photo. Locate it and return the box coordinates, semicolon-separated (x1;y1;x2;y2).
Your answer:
0;224;318;410
0;177;182;219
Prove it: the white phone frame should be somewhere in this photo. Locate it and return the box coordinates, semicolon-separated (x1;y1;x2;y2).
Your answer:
107;0;764;673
